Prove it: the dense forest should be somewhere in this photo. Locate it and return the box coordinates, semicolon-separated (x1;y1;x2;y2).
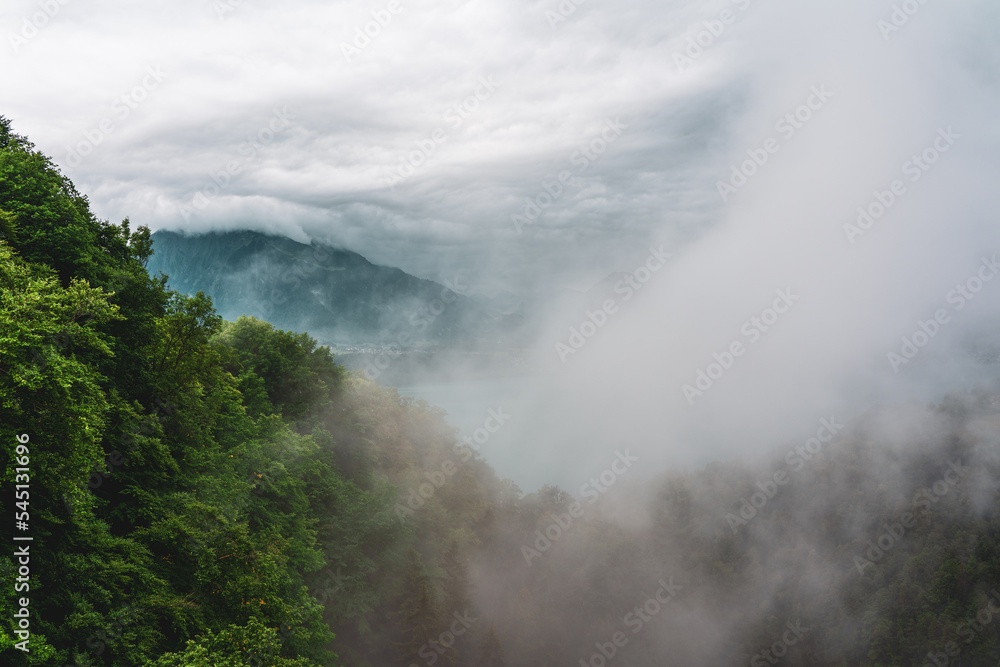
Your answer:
2;116;1000;666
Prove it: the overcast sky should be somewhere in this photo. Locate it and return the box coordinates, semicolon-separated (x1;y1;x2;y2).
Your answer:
5;0;997;294
0;0;784;295
4;0;1000;484
3;0;998;298
8;6;1000;658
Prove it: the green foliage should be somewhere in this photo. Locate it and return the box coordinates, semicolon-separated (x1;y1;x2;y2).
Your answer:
0;120;500;667
0;241;121;505
215;316;345;424
150;617;319;667
7;116;999;667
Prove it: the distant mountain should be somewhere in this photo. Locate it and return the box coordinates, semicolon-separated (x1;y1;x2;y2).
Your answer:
147;230;519;349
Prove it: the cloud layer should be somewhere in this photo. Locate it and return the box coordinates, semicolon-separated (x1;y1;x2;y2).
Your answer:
4;0;1000;488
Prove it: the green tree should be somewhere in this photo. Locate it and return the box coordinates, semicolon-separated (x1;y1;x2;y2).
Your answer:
396;548;447;665
150;617;323;667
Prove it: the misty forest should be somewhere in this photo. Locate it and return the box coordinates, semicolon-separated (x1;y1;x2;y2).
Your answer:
3;1;1000;666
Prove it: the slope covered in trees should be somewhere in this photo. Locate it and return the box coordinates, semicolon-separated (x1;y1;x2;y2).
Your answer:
0;117;508;666
2;117;1000;665
145;229;501;348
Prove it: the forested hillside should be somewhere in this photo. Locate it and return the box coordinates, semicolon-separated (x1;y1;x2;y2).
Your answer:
145;230;535;385
145;230;514;348
0;117;510;666
3;117;1000;666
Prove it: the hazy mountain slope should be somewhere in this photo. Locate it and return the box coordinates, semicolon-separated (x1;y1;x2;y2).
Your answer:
147;230;500;347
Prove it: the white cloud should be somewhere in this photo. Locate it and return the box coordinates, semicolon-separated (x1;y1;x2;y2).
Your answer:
4;0;1000;487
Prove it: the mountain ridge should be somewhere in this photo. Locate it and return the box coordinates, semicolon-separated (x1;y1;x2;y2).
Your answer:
148;229;496;347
